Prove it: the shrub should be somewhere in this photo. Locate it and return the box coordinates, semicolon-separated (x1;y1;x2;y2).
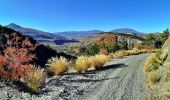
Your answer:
144;55;154;73
0;34;36;81
89;54;110;70
144;51;163;74
106;43;120;53
22;67;46;93
46;57;69;76
84;44;100;56
148;71;160;85
75;56;91;73
151;51;163;70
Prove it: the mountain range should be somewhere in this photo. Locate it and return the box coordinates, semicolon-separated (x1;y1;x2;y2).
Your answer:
55;30;103;39
6;23;65;40
56;28;143;39
5;23;143;45
6;23;80;45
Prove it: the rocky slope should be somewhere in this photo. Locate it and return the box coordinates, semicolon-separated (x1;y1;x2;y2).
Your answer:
145;36;170;100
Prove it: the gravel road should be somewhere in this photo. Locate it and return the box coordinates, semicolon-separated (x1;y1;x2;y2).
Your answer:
0;54;148;100
72;54;148;100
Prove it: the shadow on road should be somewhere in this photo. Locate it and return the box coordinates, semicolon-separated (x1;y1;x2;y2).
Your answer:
65;63;127;76
61;77;120;83
60;63;127;83
99;63;127;71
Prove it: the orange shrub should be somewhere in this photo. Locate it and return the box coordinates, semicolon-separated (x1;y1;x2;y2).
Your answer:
0;32;36;81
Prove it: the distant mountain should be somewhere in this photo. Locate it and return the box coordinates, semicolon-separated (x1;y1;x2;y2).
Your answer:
6;23;79;45
111;28;143;35
6;23;65;40
55;30;103;39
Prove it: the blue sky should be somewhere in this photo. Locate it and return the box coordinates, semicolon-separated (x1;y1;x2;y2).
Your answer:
0;0;170;33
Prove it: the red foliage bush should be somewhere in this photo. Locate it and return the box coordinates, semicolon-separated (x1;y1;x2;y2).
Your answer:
0;32;36;81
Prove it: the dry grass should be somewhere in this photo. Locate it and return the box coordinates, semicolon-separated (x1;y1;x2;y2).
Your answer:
111;50;126;59
89;54;110;70
110;49;156;60
22;67;46;93
75;56;91;73
46;57;69;76
144;51;162;74
67;65;78;73
126;48;141;55
148;71;160;85
144;55;155;73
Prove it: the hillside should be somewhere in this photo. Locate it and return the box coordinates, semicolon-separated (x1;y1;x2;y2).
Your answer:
6;23;79;45
81;32;145;43
143;36;170;100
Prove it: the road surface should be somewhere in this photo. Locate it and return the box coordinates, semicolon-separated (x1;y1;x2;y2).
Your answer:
72;54;148;100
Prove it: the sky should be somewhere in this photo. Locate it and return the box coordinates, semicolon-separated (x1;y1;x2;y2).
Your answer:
0;0;170;33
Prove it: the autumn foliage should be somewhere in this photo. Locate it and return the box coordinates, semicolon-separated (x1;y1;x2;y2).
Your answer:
0;30;37;81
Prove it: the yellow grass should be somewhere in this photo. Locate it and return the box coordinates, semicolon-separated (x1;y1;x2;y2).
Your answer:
75;56;91;73
111;50;126;58
46;57;69;76
89;54;110;70
23;67;46;93
143;55;155;73
148;71;160;85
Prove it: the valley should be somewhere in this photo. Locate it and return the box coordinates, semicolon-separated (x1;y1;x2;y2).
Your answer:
0;24;169;100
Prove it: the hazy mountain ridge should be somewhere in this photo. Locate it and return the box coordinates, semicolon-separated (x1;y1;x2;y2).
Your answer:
111;28;143;35
56;28;143;39
5;23;144;45
6;23;80;45
6;23;66;40
55;30;103;39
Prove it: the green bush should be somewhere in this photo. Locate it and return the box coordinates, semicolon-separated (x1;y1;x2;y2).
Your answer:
84;44;100;56
151;51;163;70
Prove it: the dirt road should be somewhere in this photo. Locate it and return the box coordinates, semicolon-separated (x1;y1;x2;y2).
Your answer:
71;54;148;100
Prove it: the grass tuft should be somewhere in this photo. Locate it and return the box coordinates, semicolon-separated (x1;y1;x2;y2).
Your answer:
46;57;69;76
89;54;110;70
75;56;91;73
111;50;126;58
23;67;46;93
148;71;160;85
